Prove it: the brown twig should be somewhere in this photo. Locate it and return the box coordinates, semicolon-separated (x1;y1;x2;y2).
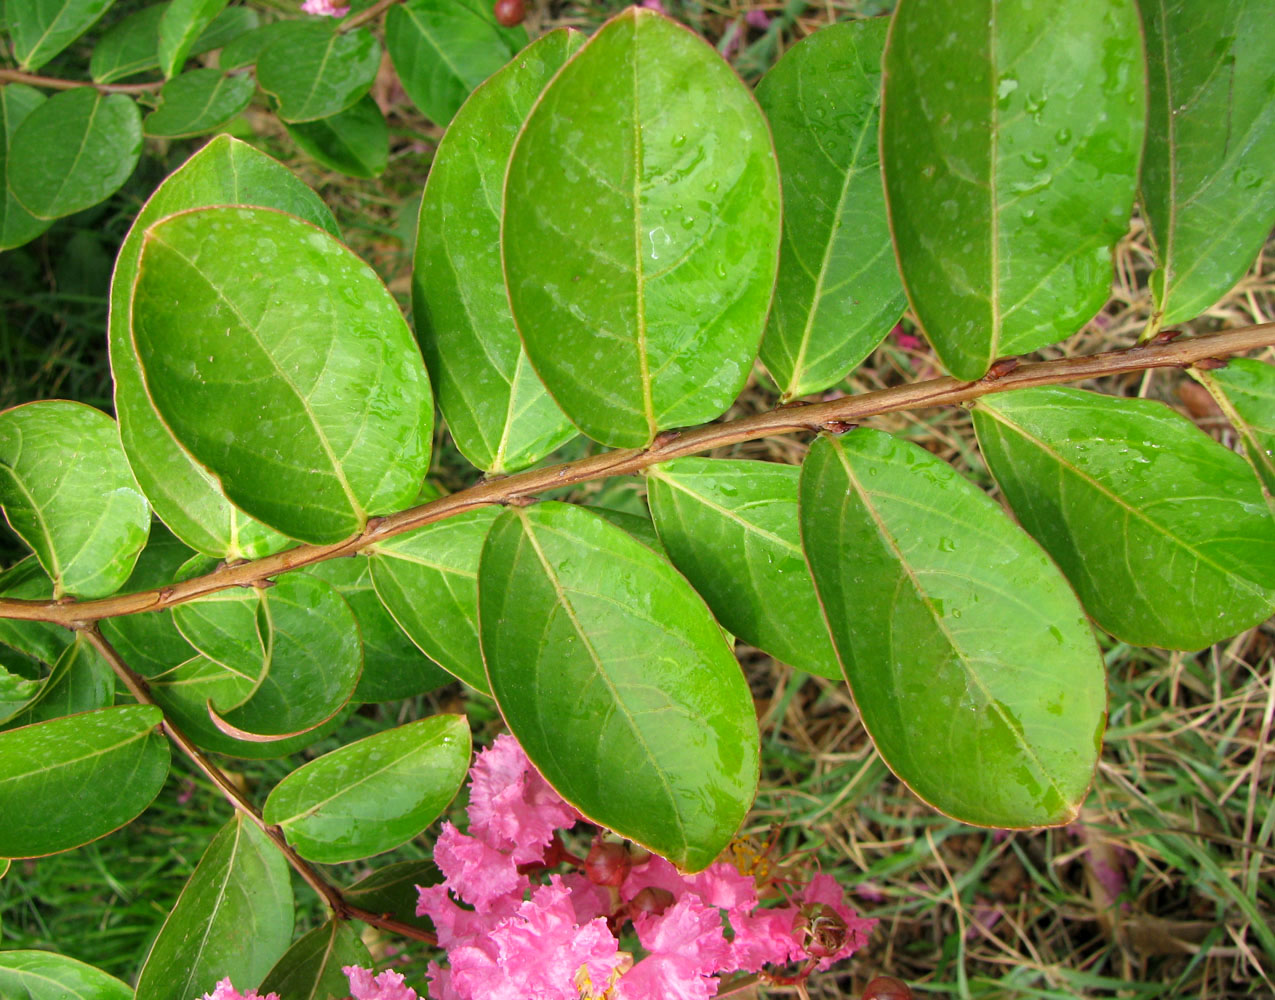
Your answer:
3;322;1272;627
81;625;439;946
0;67;164;93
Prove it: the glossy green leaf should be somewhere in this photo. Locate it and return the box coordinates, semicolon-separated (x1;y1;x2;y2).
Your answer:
881;0;1145;380
285;95;388;180
0;858;8;879
92;2;258;83
158;0;226;76
8;88;142;220
0;668;40;725
0;556;71;673
344;860;440;932
259;920;372;1000
1196;358;1275;498
0;400;150;599
304;555;451;702
8;634;114;727
1;83;52;251
5;0;116;70
0;951;133;1000
503;7;781;448
801;431;1105;827
109;136;333;560
414;28;580;473
479;501;759;871
134;815;293;1000
218;20;296;70
132;205;433;545
755;18;904;400
258;22;380;122
264;714;470;863
590;504;665;555
145;68;254;138
647;457;838;677
368;508;499;693
0;705;169;857
973;386;1275;649
385;0;526;126
1139;0;1275;327
172;571;265;684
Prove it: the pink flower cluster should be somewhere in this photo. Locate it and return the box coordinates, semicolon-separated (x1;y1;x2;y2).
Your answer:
198;967;414;1000
300;0;349;18
414;735;875;1000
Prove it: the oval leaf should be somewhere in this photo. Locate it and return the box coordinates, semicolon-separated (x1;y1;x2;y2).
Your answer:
285;95;388;180
134;815;294;1000
1139;0;1275;327
801;430;1106;827
479;501;760;871
1196;358;1275;499
881;0;1145;380
755;18;905;400
145;68;255;138
263;714;470;863
647;457;839;677
385;0;526;126
0;704;170;857
368;508;499;694
8;633;114;727
258;22;381;123
414;28;580;473
0;951;133;1000
109;135;333;560
344;860;440;932
131;205;433;545
7;0;116;70
1;84;53;251
8;89;142;220
92;2;259;83
259;920;372;1000
503;7;781;448
157;0;228;77
973;385;1275;649
0;400;150;599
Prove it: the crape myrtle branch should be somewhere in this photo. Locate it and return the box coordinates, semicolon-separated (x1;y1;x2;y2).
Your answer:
2;321;1273;627
81;624;440;947
0;67;166;93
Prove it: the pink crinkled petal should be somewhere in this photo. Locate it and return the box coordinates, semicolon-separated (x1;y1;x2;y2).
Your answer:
612;954;718;1000
686;862;757;912
727;905;802;972
415;882;518;949
199;979;280;1000
425;962;461;1000
797;875;877;971
633;894;732;974
343;966;418;1000
299;0;348;16
619;855;687;903
467;735;579;863
561;871;614;924
433;822;527;911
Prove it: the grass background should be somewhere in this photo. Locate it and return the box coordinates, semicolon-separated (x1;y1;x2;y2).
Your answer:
2;0;1274;997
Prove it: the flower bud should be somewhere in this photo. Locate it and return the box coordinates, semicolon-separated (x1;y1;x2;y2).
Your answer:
629;886;676;918
585;839;631;887
492;0;524;26
797;903;848;958
862;975;914;1000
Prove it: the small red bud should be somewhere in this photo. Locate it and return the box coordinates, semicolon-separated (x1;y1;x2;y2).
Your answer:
863;975;914;1000
585;840;631;887
798;902;848;958
629;886;676;917
492;0;524;26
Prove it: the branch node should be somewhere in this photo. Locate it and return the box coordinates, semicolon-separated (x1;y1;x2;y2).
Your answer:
983;357;1021;380
1192;356;1229;371
651;428;683;449
1150;328;1183;346
821;420;857;434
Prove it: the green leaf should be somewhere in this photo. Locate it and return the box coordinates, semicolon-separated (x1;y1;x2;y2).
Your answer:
263;714;470;863
385;0;526;126
145;68;255;138
881;0;1145;380
1;83;52;251
479;502;759;871
801;430;1105;827
285;95;388;179
92;2;259;83
258;22;381;122
0;705;170;857
8;89;142;220
0;951;133;1000
0;556;71;671
973;386;1275;649
414;28;580;473
0;400;150;599
259;920;372;1000
5;0;116;70
7;633;114;727
368;508;499;693
0;858;8;879
1196;358;1275;498
503;7;781;448
134;816;293;1000
131;205;433;545
647;457;839;677
157;0;227;77
1139;0;1275;326
110;135;333;560
218;20;296;71
304;555;451;702
0;667;41;725
344;859;440;932
755;18;905;400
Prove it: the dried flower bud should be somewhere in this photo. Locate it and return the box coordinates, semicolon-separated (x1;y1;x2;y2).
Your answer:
798;902;848;958
628;886;676;918
492;0;524;26
862;975;914;1000
585;839;631;887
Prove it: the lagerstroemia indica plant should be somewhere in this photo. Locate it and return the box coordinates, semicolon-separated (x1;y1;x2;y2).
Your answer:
2;0;1275;996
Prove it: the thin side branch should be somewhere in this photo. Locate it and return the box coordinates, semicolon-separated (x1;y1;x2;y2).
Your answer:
81;625;439;946
4;322;1272;627
339;0;402;31
0;67;164;93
